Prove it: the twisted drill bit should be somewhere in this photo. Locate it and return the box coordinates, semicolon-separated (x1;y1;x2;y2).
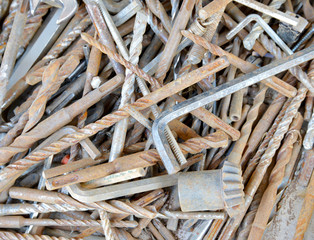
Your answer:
243;0;286;50
0;0;28;109
0;3;51;59
242;97;291;184
99;210;115;240
219;85;308;239
154;0;196;83
248;113;303;240
5;188;164;219
0;231;80;240
0;58;228;185
23;60;61;133
146;0;172;33
47;130;228;189
0;216;137;228
236;165;271;240
17;4;51;58
0;0;19;59
81;32;162;88
31;5;91;70
182;31;297;97
259;34;314;93
27;27;93;85
110;10;147;161
228;85;268;165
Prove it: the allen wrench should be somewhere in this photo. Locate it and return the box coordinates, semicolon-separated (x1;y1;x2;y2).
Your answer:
152;45;314;175
227;14;314;92
226;14;293;55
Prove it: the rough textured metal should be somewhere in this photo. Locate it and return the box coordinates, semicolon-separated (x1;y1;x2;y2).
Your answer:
0;59;227;190
178;161;243;217
46;131;228;189
182;31;297;98
23;60;61;133
0;216;137;228
304;111;314;150
243;0;286;50
99;210;115;240
248;113;303;240
154;0;196;83
242;97;291;184
152;47;314;174
293;171;314;240
26;27;93;85
110;10;147;162
37;6;91;67
0;231;80;240
219;84;309;239
5;187;223;220
146;0;171;33
227;85;267;165
0;0;28;109
82;32;161;88
260;33;314;93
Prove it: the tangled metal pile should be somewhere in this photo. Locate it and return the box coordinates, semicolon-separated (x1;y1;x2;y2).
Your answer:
0;0;313;239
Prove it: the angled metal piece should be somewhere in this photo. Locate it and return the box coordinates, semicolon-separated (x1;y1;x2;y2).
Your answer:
152;45;314;174
226;14;293;55
30;0;78;24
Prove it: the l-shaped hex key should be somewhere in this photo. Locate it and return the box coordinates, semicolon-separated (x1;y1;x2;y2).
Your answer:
152;44;314;174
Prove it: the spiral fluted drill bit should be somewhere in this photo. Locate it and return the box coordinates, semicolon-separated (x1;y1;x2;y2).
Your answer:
0;2;51;59
27;5;91;72
110;10;147;161
27;27;94;85
260;34;314;93
0;216;137;228
242;97;291;184
236;165;271;240
23;60;61;133
243;0;286;50
82;33;161;88
0;0;28;109
3;188;164;218
0;57;228;185
146;0;172;33
0;231;80;240
248;113;303;240
227;83;267;165
219;85;308;240
99;210;115;240
0;0;19;58
17;4;51;58
144;6;169;44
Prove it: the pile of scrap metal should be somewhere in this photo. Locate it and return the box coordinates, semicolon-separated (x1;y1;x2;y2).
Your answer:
0;0;313;239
